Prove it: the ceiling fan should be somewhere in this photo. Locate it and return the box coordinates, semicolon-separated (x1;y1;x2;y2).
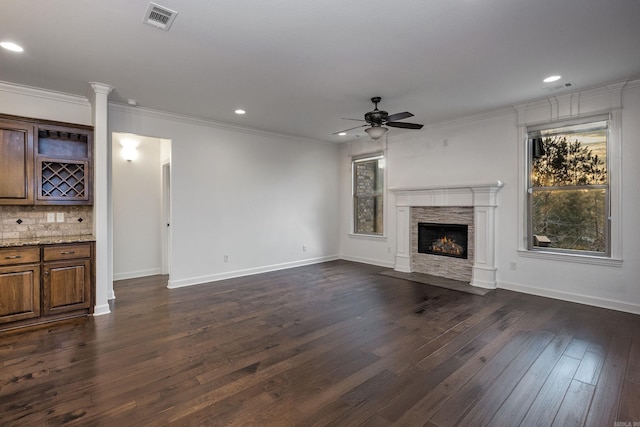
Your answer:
333;97;424;140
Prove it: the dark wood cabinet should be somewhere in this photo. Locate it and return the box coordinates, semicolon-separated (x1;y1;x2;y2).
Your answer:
0;120;34;205
0;265;41;324
43;244;92;315
0;247;41;324
0;242;94;332
0;114;93;206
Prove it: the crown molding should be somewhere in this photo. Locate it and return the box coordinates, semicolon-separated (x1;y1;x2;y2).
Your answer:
419;106;517;133
0;80;90;107
624;76;640;89
108;102;334;146
387;78;640;137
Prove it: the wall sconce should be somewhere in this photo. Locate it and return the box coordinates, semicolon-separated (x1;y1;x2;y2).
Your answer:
120;139;139;161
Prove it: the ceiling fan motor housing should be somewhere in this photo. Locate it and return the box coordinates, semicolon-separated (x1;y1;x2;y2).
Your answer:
365;110;388;125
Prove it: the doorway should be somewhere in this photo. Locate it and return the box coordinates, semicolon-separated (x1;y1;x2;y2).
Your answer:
111;132;171;282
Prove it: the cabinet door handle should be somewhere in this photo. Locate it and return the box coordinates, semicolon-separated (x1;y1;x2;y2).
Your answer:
60;251;75;255
44;270;49;275
4;255;22;259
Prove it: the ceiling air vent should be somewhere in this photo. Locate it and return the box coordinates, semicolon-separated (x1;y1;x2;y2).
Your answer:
143;2;178;31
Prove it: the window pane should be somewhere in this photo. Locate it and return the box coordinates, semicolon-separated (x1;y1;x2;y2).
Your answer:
355;160;382;196
532;128;607;187
532;189;607;252
353;156;384;235
354;195;383;234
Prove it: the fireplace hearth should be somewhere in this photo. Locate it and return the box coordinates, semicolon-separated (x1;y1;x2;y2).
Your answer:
418;222;468;259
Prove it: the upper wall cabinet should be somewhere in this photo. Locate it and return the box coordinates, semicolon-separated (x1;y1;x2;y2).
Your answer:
35;124;93;205
0;120;34;205
0;114;93;206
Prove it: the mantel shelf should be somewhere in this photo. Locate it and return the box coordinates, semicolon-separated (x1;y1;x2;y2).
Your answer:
389;181;504;194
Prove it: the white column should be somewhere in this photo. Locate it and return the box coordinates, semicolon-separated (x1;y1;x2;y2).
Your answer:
394;206;411;272
471;185;501;289
90;82;113;316
471;205;498;288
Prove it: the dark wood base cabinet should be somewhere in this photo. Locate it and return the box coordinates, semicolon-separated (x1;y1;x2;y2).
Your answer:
0;242;94;332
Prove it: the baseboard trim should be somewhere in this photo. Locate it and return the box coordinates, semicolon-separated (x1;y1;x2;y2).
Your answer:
339;255;395;269
114;268;162;281
167;255;340;289
93;304;111;316
499;280;640;315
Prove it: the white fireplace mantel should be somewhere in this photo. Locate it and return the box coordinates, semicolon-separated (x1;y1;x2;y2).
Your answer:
390;181;504;289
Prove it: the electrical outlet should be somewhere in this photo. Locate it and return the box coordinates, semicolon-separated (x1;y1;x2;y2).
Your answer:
223;255;229;262
510;262;517;270
302;245;307;252
56;212;64;223
47;213;55;223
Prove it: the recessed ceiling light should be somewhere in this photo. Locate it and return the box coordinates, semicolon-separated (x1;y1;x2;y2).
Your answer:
338;132;347;136
235;109;246;115
0;41;24;52
543;75;562;83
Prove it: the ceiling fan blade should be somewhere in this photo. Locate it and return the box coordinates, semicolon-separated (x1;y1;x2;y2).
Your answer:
340;118;366;122
386;121;424;130
386;111;414;122
332;124;366;135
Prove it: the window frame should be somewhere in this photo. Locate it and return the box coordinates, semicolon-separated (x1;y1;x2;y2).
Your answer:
526;115;611;256
352;152;385;236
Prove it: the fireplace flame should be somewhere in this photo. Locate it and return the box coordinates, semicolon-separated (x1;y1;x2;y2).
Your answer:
431;236;464;256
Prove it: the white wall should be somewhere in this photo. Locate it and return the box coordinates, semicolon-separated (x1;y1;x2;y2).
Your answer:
112;133;163;280
340;81;640;314
108;105;341;289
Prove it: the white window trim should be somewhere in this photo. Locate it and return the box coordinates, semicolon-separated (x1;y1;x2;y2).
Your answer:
351;152;386;237
515;83;624;265
347;232;388;241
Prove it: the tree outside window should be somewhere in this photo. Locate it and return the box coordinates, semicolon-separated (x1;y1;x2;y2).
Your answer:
528;120;609;254
353;155;384;235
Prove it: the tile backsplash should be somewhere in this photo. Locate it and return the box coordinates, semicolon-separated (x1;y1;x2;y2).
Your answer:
0;205;93;240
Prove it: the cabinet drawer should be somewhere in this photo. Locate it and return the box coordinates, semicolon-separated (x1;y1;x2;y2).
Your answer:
0;247;40;266
43;244;91;261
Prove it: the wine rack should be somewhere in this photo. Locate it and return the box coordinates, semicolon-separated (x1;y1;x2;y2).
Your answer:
35;124;93;205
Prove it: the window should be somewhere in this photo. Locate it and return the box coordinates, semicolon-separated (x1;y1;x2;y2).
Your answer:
353;154;384;235
527;117;609;255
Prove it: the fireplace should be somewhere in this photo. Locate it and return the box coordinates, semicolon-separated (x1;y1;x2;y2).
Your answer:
391;182;503;288
418;223;468;259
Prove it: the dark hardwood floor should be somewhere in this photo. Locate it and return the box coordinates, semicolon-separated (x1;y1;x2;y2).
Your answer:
1;260;639;426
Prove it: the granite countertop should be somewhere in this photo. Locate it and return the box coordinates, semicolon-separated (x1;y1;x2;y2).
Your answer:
0;235;96;248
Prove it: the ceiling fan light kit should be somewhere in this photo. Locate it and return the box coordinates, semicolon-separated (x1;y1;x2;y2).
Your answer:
365;125;388;140
334;97;424;139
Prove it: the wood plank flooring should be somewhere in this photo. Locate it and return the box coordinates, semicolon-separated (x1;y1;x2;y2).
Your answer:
1;260;639;426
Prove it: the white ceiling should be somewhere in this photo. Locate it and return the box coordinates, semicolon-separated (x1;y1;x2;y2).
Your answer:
2;0;640;142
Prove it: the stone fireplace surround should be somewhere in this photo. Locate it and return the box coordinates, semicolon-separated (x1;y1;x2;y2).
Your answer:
412;207;474;282
391;182;503;289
